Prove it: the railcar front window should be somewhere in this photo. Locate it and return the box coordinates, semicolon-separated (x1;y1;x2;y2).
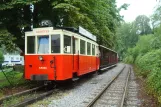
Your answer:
27;36;35;54
37;36;49;54
51;34;60;53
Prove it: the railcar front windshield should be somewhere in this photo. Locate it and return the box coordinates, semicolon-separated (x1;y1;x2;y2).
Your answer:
37;36;49;54
26;34;62;54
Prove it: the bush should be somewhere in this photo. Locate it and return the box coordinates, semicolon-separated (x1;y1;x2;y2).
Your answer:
0;51;4;65
135;49;161;77
132;49;161;103
146;68;161;103
13;65;24;72
123;55;134;64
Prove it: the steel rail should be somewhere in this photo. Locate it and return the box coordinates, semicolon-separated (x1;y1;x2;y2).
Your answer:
120;67;131;107
86;65;126;107
0;85;45;104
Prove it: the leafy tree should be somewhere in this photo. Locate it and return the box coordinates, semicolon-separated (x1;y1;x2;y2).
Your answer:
115;15;154;59
0;0;40;52
134;15;152;35
34;0;124;47
0;0;124;52
124;34;160;63
151;4;161;28
115;22;138;58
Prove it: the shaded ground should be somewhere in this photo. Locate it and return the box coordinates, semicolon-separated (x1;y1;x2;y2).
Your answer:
0;80;42;98
1;86;29;96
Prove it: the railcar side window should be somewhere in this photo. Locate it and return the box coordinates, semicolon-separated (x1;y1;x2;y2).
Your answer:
27;36;35;54
64;35;71;53
92;44;95;55
37;36;49;54
51;34;60;53
80;40;86;54
87;42;91;55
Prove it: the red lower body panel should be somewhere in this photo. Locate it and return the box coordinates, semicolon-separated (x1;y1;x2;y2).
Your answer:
25;55;99;81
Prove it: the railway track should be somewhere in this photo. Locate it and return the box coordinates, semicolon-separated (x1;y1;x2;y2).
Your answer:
124;67;141;106
0;84;56;107
0;85;44;104
81;65;132;107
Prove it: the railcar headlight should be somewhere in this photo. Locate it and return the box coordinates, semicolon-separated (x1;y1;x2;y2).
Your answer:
39;56;43;61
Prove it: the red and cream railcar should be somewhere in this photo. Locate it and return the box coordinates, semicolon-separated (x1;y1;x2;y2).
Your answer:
25;27;100;81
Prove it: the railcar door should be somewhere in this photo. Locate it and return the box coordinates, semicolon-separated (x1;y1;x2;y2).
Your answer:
72;37;79;72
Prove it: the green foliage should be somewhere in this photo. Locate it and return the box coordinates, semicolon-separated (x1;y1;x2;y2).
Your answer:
123;27;161;104
0;0;125;51
146;68;161;103
0;70;25;88
134;15;152;35
126;40;161;103
115;15;152;59
123;55;134;64
13;65;24;72
151;5;161;28
115;22;139;58
0;51;4;64
124;34;159;63
135;50;161;77
0;29;16;52
116;3;161;104
134;35;154;54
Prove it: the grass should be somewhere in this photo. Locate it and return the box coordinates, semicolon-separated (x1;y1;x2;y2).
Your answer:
0;68;46;106
0;68;27;98
1;94;32;107
0;70;25;89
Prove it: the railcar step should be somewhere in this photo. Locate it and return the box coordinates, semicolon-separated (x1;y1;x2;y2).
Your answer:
72;77;79;81
100;64;117;71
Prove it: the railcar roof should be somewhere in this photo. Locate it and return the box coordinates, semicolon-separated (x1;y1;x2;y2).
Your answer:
25;27;97;42
56;27;97;42
99;45;117;54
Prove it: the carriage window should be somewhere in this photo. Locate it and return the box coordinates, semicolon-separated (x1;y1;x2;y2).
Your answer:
11;57;14;61
37;36;49;54
80;40;86;54
20;57;22;61
51;34;60;53
92;44;95;55
87;42;91;55
64;35;71;53
27;36;35;54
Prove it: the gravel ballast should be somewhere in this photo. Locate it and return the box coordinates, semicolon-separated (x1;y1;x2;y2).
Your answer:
48;63;125;107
